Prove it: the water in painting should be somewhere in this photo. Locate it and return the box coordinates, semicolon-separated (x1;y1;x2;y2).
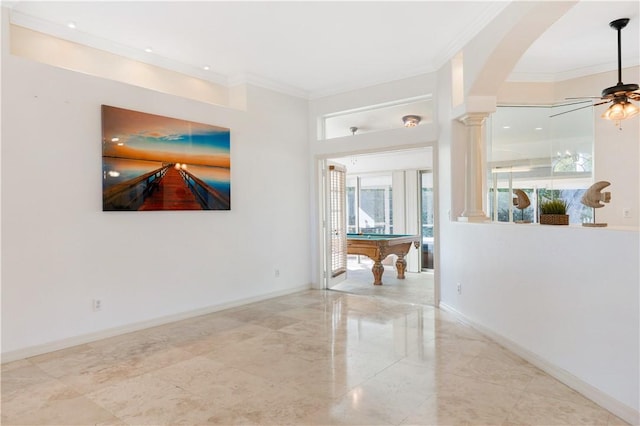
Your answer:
102;105;231;211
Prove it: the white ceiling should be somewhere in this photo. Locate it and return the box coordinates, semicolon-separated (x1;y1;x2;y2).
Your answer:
7;1;638;99
510;1;640;82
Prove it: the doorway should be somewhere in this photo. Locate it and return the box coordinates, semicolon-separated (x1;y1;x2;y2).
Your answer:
321;147;436;306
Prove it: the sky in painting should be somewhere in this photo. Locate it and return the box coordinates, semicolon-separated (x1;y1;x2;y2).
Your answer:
102;105;230;168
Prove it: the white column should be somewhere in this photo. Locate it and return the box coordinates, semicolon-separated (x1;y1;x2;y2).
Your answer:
459;113;489;222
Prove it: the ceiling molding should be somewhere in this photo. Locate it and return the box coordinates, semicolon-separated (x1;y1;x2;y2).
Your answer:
507;60;640;83
228;73;309;99
7;2;637;100
308;67;438;100
7;4;510;101
9;9;229;87
432;2;511;71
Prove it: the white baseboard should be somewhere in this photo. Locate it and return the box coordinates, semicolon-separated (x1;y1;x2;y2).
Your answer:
1;285;311;364
439;303;640;426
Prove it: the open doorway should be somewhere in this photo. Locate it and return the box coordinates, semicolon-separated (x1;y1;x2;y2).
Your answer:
323;147;436;306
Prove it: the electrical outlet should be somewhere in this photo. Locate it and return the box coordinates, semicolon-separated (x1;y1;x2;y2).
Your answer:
457;283;462;295
92;299;102;311
623;208;632;218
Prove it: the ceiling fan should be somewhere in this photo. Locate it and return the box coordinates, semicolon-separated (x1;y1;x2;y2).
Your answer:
551;18;640;122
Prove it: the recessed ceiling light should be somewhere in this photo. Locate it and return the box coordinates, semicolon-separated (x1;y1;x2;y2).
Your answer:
144;47;153;53
203;65;210;71
502;125;510;129
535;127;543;130
67;21;77;29
111;137;119;142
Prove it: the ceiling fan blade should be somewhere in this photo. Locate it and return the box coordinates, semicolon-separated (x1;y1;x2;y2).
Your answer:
549;102;608;118
566;96;603;99
557;100;600;108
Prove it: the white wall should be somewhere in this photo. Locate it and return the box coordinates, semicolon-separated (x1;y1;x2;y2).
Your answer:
1;45;310;358
440;223;639;417
10;24;230;107
437;6;640;422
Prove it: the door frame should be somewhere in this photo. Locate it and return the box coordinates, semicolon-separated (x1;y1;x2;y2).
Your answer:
315;144;440;306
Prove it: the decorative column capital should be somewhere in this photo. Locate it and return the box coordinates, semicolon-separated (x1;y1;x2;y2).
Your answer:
458;113;489;127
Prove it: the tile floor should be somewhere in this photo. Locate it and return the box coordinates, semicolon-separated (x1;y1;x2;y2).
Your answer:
1;274;629;425
331;259;434;306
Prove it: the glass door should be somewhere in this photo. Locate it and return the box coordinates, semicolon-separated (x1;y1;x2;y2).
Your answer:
359;174;393;234
326;162;347;287
420;171;434;270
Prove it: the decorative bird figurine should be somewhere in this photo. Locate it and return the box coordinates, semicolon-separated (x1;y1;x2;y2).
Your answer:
581;181;611;227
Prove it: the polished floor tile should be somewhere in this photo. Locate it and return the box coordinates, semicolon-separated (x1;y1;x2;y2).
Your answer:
1;280;629;425
331;260;434;306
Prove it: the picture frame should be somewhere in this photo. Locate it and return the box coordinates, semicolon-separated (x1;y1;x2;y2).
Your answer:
101;105;231;211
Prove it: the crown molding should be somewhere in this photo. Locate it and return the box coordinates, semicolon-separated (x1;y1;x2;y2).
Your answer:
507;60;640;83
228;73;309;99
308;66;436;100
432;2;510;71
9;9;229;86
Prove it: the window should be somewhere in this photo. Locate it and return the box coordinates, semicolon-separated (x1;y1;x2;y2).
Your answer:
346;177;358;234
421;172;434;238
487;103;594;224
421;170;434;270
346;174;393;234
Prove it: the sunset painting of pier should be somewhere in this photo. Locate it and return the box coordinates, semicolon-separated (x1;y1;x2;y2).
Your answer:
102;105;231;211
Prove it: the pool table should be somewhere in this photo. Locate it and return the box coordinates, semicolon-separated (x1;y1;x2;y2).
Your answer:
347;233;421;285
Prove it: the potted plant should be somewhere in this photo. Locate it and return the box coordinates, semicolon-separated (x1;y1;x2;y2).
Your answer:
539;199;569;225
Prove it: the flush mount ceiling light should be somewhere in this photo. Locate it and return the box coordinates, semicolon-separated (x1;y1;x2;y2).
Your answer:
402;115;421;127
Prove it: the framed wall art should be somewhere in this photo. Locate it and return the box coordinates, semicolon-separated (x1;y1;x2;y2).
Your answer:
101;105;231;211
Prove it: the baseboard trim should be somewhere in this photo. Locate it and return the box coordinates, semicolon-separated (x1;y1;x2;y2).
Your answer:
1;285;311;364
439;303;639;426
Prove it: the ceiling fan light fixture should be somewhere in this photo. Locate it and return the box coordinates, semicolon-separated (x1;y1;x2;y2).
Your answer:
599;18;640;125
602;100;639;121
559;18;639;121
623;101;640;119
402;115;421;127
602;102;625;120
